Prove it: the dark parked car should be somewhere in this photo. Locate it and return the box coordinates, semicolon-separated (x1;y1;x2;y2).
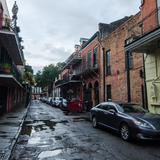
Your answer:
90;102;160;141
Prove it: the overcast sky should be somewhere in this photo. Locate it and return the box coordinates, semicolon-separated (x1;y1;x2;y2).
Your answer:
7;0;140;74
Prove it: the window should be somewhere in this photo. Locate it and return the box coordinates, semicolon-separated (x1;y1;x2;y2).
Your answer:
129;52;133;69
93;47;98;67
101;105;108;111
83;55;86;70
88;52;91;68
97;104;103;109
125;52;133;70
101;104;117;112
106;85;112;101
106;50;111;75
107;105;117;112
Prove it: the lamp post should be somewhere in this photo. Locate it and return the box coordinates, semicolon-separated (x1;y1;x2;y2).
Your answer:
12;1;18;30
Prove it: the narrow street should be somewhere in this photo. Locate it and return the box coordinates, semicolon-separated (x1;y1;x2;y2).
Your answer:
11;101;160;160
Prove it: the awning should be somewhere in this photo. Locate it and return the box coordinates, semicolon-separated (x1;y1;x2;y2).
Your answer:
0;74;23;88
0;30;23;65
125;27;160;53
56;80;82;88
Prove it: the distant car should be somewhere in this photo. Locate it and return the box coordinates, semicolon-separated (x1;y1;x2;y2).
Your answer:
60;99;68;111
52;97;68;109
53;97;63;107
90;102;160;141
47;97;52;105
41;97;47;103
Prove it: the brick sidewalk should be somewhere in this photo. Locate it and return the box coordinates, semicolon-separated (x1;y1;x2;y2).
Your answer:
0;106;28;160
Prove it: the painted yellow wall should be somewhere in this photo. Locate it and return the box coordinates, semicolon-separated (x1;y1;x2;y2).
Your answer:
145;50;160;114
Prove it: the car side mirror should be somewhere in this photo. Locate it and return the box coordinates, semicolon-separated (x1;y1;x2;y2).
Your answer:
109;109;116;114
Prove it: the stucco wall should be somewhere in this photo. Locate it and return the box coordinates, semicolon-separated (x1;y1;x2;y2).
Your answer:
145;49;160;114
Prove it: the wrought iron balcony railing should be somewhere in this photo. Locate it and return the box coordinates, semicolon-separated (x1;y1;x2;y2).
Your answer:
0;63;22;84
55;74;81;87
64;52;82;69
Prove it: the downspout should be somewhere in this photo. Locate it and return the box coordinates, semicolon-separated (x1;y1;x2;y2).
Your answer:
102;47;106;101
143;54;148;109
126;51;131;102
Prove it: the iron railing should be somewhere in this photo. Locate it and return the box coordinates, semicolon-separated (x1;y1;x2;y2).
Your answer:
0;62;22;84
65;52;81;68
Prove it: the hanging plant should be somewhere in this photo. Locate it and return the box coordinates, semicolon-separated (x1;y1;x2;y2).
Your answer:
2;63;12;74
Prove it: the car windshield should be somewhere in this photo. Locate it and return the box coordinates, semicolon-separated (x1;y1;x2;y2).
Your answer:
119;104;147;113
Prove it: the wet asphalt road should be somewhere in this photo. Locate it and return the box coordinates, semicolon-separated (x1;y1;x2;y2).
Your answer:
10;100;160;160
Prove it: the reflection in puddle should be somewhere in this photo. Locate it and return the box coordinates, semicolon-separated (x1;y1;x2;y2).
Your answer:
38;149;62;159
28;137;41;145
17;120;57;145
21;120;57;136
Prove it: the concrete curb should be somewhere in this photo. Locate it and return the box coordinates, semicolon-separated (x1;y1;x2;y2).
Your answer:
3;104;30;160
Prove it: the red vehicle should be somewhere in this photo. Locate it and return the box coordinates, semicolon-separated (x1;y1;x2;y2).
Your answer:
68;99;83;113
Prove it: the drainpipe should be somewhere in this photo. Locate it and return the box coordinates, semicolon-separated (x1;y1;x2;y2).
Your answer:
143;54;148;109
102;47;106;102
126;51;131;102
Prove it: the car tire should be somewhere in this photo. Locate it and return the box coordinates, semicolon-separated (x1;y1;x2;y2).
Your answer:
120;123;131;141
92;116;98;128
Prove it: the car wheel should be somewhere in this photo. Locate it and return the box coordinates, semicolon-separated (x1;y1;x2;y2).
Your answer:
92;116;98;128
120;124;131;141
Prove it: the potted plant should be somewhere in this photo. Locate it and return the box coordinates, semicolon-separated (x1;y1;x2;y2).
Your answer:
2;63;12;74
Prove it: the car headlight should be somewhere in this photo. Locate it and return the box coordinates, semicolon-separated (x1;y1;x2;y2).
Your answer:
133;119;154;129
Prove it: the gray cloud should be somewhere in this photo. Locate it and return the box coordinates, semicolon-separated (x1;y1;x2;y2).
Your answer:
7;0;140;73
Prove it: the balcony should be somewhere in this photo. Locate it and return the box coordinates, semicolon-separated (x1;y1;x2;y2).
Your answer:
80;63;99;78
0;17;24;65
0;63;23;88
64;52;82;69
125;8;160;53
55;74;81;88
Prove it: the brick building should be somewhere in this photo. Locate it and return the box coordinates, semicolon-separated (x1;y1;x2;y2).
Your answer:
54;13;146;110
99;14;146;107
125;0;160;113
80;32;100;107
55;45;82;101
0;0;26;114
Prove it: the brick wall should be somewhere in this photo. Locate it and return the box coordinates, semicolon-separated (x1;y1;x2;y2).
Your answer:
81;36;101;106
100;13;145;105
141;0;158;34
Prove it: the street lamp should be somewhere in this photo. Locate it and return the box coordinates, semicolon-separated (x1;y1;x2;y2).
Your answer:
12;1;18;19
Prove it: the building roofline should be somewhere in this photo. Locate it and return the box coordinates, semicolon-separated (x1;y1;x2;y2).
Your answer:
102;12;141;41
81;31;99;50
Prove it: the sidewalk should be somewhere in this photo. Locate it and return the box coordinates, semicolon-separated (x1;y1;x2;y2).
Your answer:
0;106;28;160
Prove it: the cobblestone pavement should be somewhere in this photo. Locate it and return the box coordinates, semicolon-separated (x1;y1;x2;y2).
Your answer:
10;100;160;160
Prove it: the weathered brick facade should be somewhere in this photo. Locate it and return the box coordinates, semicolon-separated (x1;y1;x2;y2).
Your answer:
141;0;157;34
55;13;147;109
80;33;100;106
100;13;146;106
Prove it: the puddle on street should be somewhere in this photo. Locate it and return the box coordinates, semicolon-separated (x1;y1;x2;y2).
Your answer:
0;122;19;127
28;137;41;145
7;116;18;119
21;120;57;136
72;117;88;122
38;149;62;159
